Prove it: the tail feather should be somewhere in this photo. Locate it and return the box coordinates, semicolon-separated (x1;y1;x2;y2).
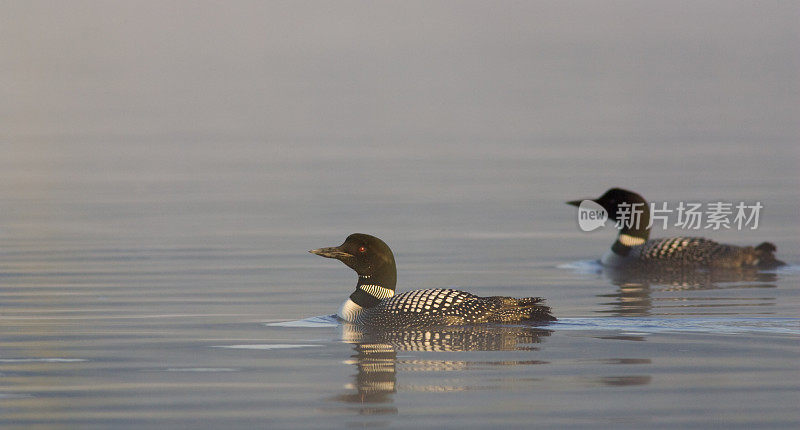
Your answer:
488;296;556;323
754;242;785;268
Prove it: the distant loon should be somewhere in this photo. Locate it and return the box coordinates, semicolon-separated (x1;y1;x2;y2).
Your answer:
568;188;785;269
310;233;556;328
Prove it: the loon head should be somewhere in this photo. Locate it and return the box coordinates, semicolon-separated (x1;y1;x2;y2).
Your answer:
567;188;648;221
568;188;652;251
310;233;397;290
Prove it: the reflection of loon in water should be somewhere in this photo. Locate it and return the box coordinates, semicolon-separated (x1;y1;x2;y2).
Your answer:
330;341;398;412
330;324;551;414
595;265;778;317
339;322;551;352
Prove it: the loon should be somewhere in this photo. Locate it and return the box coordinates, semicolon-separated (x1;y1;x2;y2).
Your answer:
310;233;556;328
568;188;785;269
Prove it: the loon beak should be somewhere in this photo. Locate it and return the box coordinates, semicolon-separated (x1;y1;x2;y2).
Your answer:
566;199;584;207
309;247;353;260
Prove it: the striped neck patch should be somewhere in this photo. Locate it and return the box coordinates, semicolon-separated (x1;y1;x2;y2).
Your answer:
358;284;395;300
618;233;646;247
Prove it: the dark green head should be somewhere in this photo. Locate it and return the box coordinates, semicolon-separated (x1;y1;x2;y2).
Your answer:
310;233;397;289
567;188;648;221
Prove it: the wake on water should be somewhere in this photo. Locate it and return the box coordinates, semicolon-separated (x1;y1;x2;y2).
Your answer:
265;262;800;335
267;315;800;335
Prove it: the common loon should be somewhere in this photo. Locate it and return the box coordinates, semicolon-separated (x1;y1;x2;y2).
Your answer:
568;188;785;269
310;233;556;328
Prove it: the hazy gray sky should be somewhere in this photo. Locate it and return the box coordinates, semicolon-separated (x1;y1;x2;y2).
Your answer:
2;1;798;143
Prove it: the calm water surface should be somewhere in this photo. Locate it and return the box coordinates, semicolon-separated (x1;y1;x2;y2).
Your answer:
2;2;799;429
0;141;797;429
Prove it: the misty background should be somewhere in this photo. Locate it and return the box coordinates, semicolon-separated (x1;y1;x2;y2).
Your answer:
3;1;798;142
1;1;798;251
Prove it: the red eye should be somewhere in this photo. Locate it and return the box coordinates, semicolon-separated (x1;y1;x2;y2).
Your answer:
358;246;366;253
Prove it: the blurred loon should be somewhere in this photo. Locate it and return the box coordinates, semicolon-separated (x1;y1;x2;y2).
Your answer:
310;233;555;328
568;188;785;269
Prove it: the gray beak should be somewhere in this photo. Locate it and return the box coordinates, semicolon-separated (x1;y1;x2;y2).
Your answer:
309;247;353;260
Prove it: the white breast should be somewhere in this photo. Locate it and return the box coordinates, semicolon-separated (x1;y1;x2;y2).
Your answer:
338;298;364;322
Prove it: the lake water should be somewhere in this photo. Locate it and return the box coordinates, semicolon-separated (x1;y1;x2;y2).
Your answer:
2;2;799;429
